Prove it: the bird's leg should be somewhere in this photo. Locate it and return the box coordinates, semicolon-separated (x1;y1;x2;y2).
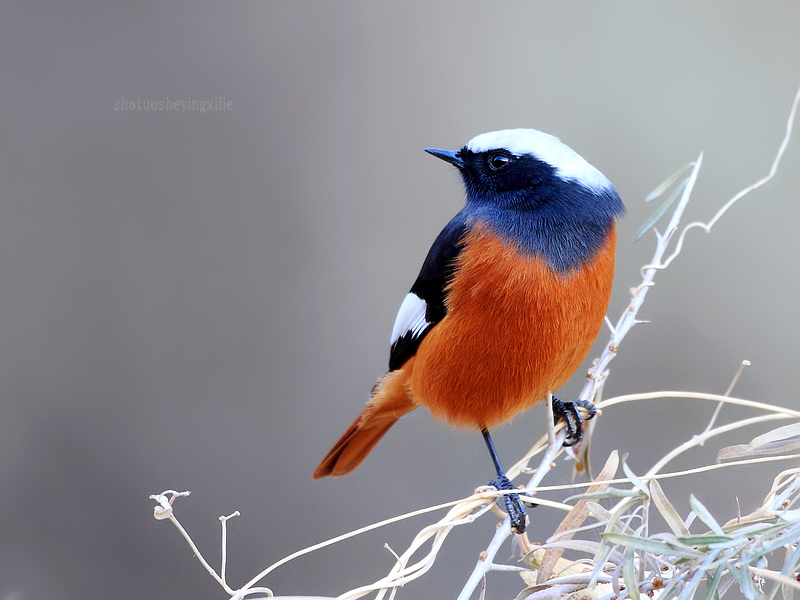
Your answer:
551;397;597;447
481;428;527;533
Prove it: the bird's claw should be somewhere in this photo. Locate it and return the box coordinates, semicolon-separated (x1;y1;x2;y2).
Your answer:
488;474;527;533
552;397;596;447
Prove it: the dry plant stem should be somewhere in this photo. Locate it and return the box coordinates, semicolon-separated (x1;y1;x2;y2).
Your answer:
599;391;800;419
647;413;790;478
597;389;800;478
457;424;567;600
168;511;239;596
656;84;800;273
575;150;703;409
587;453;800;491
151;85;800;600
703;360;750;435
581;82;800;420
221;512;240;589
339;499;499;600
235;497;484;598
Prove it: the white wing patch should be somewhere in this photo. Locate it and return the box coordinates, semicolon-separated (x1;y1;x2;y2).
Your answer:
390;293;429;346
466;128;612;193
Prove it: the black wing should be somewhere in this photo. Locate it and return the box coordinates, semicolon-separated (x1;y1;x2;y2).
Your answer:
388;216;468;371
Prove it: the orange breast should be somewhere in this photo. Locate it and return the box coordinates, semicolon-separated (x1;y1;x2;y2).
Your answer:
409;223;616;430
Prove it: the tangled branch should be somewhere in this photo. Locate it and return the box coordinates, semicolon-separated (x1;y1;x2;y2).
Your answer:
150;84;800;600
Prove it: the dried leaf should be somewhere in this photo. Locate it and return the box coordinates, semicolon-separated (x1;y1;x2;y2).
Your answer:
748;422;800;450
586;501;612;522
717;439;800;462
539;539;604;556
536;451;619;584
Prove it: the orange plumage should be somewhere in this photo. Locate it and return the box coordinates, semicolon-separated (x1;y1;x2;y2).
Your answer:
412;224;616;429
313;224;616;479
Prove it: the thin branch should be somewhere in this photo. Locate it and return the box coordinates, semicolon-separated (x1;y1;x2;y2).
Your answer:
657;84;800;271
599;391;800;419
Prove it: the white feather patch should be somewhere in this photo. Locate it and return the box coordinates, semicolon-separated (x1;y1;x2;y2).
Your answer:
390;293;429;345
466;128;612;192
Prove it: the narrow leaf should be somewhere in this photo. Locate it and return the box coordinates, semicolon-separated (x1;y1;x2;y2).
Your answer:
565;488;642;502
538;539;604;555
702;563;727;600
676;535;733;546
601;532;703;559
678;549;722;600
537;450;618;584
633;177;689;242
622;458;650;497
726;561;756;600
645;162;695;202
650;478;691;537
749;422;800;450
689;495;725;536
623;545;640;600
718;439;800;462
586;501;612;522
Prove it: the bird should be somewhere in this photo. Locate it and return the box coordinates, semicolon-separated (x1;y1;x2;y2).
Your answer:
313;128;624;533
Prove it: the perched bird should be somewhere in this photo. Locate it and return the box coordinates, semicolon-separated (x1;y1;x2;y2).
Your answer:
313;129;624;533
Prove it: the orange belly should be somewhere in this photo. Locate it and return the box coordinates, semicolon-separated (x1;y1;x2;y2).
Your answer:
409;224;616;430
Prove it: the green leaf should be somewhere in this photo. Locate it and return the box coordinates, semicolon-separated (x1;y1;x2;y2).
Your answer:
676;535;733;546
678;549;723;600
702;563;728;600
565;487;643;502
645;162;695;202
622;457;650;497
727;560;759;600
633;177;689;242
601;532;704;559
623;545;640;600
689;495;726;537
589;539;614;588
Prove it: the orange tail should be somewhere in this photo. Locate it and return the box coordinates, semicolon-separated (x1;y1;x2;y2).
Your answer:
313;367;416;479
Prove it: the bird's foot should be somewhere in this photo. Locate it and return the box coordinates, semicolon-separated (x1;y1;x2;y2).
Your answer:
488;474;527;533
552;397;597;447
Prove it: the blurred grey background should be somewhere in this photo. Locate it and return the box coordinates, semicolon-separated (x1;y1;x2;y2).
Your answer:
1;1;799;598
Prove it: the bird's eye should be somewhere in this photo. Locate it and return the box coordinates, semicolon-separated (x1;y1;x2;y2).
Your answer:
488;153;510;171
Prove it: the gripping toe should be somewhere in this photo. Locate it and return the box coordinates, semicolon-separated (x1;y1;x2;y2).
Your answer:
552;397;596;446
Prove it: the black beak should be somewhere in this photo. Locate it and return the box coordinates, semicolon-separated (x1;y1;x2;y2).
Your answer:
425;148;464;169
